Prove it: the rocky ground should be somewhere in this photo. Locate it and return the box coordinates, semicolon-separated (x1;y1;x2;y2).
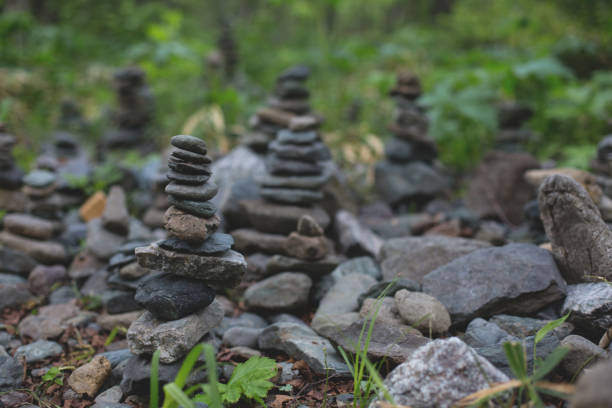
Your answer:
1;71;612;408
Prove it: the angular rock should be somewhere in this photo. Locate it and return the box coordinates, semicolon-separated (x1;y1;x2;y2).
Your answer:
67;355;112;397
538;174;612;282
371;338;508;408
127;300;223;363
135;243;246;290
379;236;490;284
258;322;349;376
328;318;429;364
562;283;612;332
102;186;130;236
489;314;574;340
244;272;311;311
0;355;23;391
87;218;125;260
394;289;451;334
374;161;450;206
423;243;567;325
465;150;539;224
335;210;383;257
297;215;324;237
135;273;215;321
462;318;516;349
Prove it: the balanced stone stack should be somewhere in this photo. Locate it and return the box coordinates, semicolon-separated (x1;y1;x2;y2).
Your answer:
104;240;150;315
375;72;449;210
0;126;25;212
495;101;534;152
127;135;247;363
103;67;154;152
243;65;322;152
0;169;67;265
142;157;170;229
217;19;238;78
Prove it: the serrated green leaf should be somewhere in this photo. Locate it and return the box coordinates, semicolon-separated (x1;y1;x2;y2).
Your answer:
225;356;277;403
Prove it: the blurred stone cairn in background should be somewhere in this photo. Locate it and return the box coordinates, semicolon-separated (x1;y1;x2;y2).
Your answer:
126;135;247;363
102;67;155;153
375;72;450;211
242;65;322;153
0;124;26;212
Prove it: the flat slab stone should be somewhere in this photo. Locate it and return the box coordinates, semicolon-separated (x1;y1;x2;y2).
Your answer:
266;254;343;276
165;181;217;201
277;130;319;145
0;230;67;265
3;213;58;240
170;135;208;155
257;166;331;190
127;300;223;363
260;187;323;205
240;199;330;235
168;195;216;218
423;243;567;326
158;233;233;255
135;243;246;290
166;170;209;185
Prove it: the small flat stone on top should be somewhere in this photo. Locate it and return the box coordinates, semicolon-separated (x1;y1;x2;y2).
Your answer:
170;135;207;155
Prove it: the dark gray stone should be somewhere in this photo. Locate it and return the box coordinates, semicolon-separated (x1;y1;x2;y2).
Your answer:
240;199;330;235
260;187;323;205
165;181;218;201
103;290;141;315
167;157;211;175
222;326;263;349
335;210;383;257
562;283;612;332
489;314;574;340
266;254;343;276
158;233;233;255
269;141;330;162
244;272;312;311
0;246;37;277
560;335;608;377
266;156;323;176
0;355;23;391
170;135;208;155
135;273;215;321
423;243;567;326
168;195;217;218
170;148;211;164
166;170;210;185
14;340;63;363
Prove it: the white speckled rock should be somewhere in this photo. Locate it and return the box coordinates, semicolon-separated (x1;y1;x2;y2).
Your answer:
127;300;223;363
370;337;508;408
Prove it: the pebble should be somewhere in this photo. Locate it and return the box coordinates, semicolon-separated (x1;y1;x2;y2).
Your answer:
28;265;67;296
158;233;233;255
244;272;312;311
163;206;220;242
165;181;218;201
14;340;63;363
394;289;451;334
222;326;264;349
18;303;80;340
0;355;23;391
3;213;57;240
559;335;608;376
0;246;37;277
170;135;208;155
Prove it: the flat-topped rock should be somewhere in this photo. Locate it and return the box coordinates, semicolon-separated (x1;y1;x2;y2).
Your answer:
240;199;330;235
135;273;215;321
168;195;216;218
3;213;58;240
127;300;223;363
23;169;56;188
256;170;330;190
170;135;207;155
266;156;323;176
0;230;67;264
165;181;217;201
167;157;211;175
266;253;343;276
166;170;210;185
269;140;330;161
135;243;246;290
158;233;233;255
170;148;211;164
277;129;319;145
260;187;323;205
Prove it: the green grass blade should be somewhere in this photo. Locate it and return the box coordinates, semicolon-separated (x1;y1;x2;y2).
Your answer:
150;349;160;408
503;341;527;380
363;357;395;405
532;347;569;381
534;313;570;345
175;344;204;388
164;383;195;408
203;344;223;408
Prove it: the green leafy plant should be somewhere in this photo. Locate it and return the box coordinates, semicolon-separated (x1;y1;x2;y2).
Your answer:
41;366;65;386
150;343;277;408
459;313;574;407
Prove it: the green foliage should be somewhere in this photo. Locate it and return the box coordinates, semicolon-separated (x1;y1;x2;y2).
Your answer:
41;367;64;386
151;343;277;408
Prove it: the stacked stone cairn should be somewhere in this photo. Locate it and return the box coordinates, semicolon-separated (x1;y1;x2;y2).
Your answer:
0;125;25;212
103;67;154;152
127;135;247;363
375;72;449;209
0;168;67;265
142;153;170;229
591;134;612;178
495;101;534;152
217;19;238;79
243;65;322;152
